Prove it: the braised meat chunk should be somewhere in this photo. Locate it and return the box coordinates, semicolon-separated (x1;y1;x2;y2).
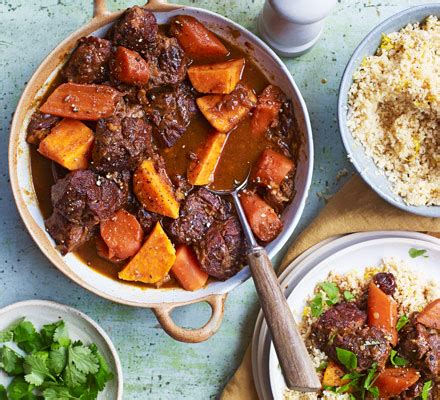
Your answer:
141;82;197;147
92;116;153;173
63;36;112;84
109;6;158;54
26;112;61;145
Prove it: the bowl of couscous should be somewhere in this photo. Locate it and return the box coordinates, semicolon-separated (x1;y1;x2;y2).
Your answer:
338;4;440;217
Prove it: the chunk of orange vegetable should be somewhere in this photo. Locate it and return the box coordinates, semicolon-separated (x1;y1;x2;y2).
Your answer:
100;209;143;260
171;245;209;291
196;85;257;132
375;368;420;398
118;222;176;284
170;15;228;60
188;59;245;94
133;159;180;219
251;85;284;136
322;361;350;388
38;118;94;170
367;280;398;346
417;299;440;329
96;235;124;263
187;131;228;185
111;46;150;85
250;148;294;188
240;191;283;242
40;83;122;120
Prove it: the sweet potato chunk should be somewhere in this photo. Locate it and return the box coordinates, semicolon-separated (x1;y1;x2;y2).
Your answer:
171;245;209;291
133;159;180;219
187;131;227;185
250;148;295;188
169;15;228;60
111;46;150;85
38;118;94;170
251;85;284;136
322;361;350;388
196;85;257;132
240;191;283;242
40;83;122;120
188;59;245;94
118;222;176;284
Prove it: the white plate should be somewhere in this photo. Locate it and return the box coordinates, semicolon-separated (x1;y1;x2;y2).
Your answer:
268;237;440;399
252;231;440;400
0;300;123;399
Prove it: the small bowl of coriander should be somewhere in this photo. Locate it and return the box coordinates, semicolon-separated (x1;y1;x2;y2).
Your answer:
0;300;122;399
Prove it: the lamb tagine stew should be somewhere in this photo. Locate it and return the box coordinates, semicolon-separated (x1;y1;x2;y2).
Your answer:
27;6;299;291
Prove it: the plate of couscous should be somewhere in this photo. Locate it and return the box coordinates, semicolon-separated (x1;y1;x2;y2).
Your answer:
269;236;440;399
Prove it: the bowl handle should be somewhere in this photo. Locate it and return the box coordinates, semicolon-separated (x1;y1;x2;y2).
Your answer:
152;294;227;343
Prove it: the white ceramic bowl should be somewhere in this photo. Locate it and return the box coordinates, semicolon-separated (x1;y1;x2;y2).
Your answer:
8;0;313;342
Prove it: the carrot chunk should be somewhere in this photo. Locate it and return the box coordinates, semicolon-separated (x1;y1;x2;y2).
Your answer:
100;209;143;260
250;148;294;188
171;245;209;291
118;222;176;284
375;368;420;398
170;15;228;60
40;83;122;120
367;281;398;346
133;159;180;219
196;85;257;132
187;131;228;186
322;361;350;388
111;46;150;85
38;118;94;170
417;299;440;329
251;85;284;136
240;191;283;242
188;59;245;94
96;236;124;263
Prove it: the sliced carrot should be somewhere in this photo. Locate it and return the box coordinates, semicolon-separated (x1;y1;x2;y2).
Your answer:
100;209;143;260
375;368;420;398
38;118;94;170
96;235;124;263
111;46;150;85
188;59;245;94
187;131;228;185
240;191;283;242
251;85;284;136
171;245;208;291
170;15;228;60
40;83;122;120
367;280;398;346
250;148;294;188
417;299;440;329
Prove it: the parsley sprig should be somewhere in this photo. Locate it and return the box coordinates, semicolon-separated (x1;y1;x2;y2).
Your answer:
0;319;113;399
309;282;342;317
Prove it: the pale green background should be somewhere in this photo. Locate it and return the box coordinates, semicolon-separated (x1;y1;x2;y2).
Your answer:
0;0;433;398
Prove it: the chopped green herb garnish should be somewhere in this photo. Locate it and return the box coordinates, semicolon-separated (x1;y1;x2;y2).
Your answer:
0;319;112;399
409;248;428;258
343;291;355;301
336;347;358;371
421;380;432;400
396;315;410;331
390;349;408;367
310;292;324;317
320;282;340;305
316;361;328;372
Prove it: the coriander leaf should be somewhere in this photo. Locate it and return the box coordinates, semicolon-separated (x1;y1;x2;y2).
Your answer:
368;386;379;398
336;347;358;371
390;349;408;367
320;282;340;305
421;380;432;400
7;376;37;400
89;343;113;391
78;388;99;400
343;291;355;301
316;361;328;372
53;322;70;348
48;345;67;376
68;344;98;375
349;395;356;400
13;321;43;354
364;363;377;389
40;321;63;348
396;315;409;331
310;293;324;317
0;346;24;375
64;364;87;389
0;330;13;343
42;386;73;400
24;353;56;386
0;384;6;400
408;248;428;258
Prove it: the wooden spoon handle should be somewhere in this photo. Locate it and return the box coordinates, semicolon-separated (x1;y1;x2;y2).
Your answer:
247;247;321;391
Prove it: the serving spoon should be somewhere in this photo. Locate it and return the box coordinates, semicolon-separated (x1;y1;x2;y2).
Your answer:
209;177;321;392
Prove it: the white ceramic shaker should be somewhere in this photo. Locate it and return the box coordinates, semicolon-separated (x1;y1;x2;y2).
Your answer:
258;0;337;57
